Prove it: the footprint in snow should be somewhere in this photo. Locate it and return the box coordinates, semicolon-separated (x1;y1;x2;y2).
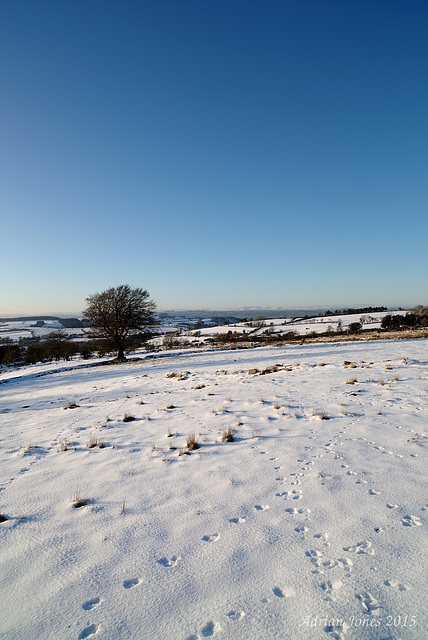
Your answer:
78;624;98;639
254;504;270;511
202;533;220;542
294;525;308;534
401;515;422;527
123;577;140;589
226;610;245;621
343;540;374;555
273;585;295;598
82;597;101;611
201;620;221;637
384;579;410;591
356;591;382;615
157;555;180;567
285;507;310;516
368;489;380;495
229;517;246;524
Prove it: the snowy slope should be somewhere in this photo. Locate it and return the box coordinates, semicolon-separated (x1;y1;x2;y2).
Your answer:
0;340;427;640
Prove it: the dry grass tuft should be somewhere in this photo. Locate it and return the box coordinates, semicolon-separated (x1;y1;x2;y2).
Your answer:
23;442;37;455
221;426;235;442
186;433;200;450
64;401;79;409
72;492;88;509
346;377;357;385
123;413;135;422
57;439;71;452
86;436;98;449
312;409;329;420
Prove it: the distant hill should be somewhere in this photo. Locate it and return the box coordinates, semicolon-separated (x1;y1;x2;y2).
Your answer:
0;316;84;328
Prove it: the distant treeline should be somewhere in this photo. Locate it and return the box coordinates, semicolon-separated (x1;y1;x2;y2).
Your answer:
324;306;388;316
0;330;151;367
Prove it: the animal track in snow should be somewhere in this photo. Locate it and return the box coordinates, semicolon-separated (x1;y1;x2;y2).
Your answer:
295;525;308;533
343;540;374;555
384;579;409;591
202;533;220;542
285;507;310;516
157;555;180;567
229;517;246;524
82;597;101;611
401;515;421;527
201;620;221;637
78;624;98;639
272;585;295;598
123;577;140;589
356;591;382;615
314;532;330;546
320;579;343;601
285;489;302;500
324;619;348;639
254;504;270;511
226;610;245;621
368;488;380;495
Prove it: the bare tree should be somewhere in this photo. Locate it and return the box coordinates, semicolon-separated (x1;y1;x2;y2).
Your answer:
83;285;156;360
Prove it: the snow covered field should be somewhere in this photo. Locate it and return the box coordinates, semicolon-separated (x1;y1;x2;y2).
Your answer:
0;339;427;640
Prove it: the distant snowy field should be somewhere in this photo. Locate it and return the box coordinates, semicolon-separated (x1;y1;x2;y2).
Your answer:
0;339;427;640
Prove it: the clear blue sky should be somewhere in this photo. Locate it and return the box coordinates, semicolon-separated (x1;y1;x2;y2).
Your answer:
1;0;427;314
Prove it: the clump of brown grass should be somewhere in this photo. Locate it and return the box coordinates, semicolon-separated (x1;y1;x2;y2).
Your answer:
123;413;135;422
312;409;329;420
222;426;235;442
72;492;88;509
64;401;79;409
346;377;357;385
186;433;200;450
86;436;98;449
23;442;37;455
57;439;71;452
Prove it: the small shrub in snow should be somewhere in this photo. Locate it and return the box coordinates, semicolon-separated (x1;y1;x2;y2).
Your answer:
123;413;135;422
346;378;357;384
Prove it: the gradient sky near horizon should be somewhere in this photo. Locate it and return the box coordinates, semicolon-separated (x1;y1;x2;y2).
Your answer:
1;0;427;314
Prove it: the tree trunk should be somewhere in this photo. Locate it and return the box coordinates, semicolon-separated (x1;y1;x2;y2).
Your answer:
116;345;125;360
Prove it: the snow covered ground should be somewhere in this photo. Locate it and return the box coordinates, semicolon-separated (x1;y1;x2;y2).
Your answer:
0;339;427;640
